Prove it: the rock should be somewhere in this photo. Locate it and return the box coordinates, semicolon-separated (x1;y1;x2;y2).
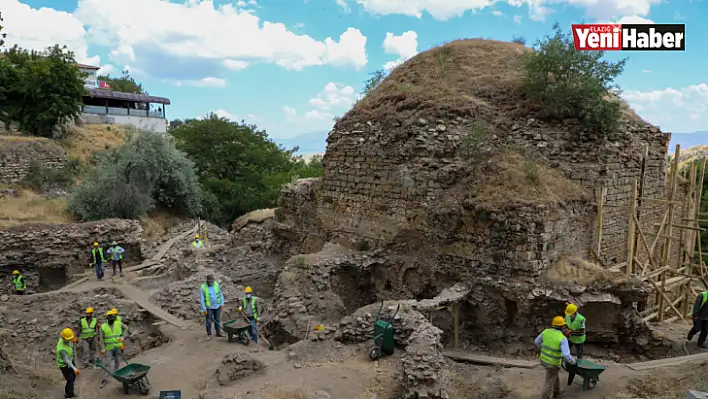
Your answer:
312;391;332;399
215;353;265;385
199;389;229;399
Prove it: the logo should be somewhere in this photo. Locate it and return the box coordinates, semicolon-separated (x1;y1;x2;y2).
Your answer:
571;24;685;51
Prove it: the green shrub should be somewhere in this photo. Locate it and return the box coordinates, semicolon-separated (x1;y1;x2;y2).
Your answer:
67;129;202;220
522;23;627;134
21;161;77;191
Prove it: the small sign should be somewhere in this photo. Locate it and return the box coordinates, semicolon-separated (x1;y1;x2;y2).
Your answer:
571;23;686;51
159;390;182;399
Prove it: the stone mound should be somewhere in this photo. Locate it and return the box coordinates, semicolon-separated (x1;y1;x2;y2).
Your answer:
343;38;644;130
214;352;265;385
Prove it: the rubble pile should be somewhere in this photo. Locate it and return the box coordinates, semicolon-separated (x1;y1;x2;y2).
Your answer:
214;352;266;385
0;289;168;367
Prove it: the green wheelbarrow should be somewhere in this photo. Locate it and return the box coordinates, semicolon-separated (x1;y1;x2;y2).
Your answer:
95;354;152;395
222;320;251;345
367;301;400;361
562;358;607;391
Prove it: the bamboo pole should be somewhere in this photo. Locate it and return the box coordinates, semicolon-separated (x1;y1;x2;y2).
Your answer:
658;144;681;321
627;179;639;275
682;163;697;317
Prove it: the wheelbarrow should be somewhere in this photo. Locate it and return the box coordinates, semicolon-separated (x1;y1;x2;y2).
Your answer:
95;354;152;395
222;320;251;345
562;358;607;391
367;301;400;361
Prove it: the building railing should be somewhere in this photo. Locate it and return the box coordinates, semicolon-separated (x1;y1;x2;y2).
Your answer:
82;105;164;118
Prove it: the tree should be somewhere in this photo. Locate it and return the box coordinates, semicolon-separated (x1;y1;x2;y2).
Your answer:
361;69;387;97
67;129;203;220
522;23;627;134
98;69;146;94
170;113;323;227
0;11;6;49
0;45;85;137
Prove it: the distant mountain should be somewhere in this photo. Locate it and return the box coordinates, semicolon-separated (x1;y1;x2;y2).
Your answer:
668;131;708;153
274;130;328;154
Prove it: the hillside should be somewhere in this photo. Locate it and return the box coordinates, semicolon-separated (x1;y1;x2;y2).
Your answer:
669;131;708;153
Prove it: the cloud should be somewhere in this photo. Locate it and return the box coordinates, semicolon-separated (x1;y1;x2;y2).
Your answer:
513;15;522;23
615;15;654;23
492;10;504;16
98;64;117;76
382;31;418;71
185;77;227;87
642;69;652;73
69;0;367;82
213;109;237;120
529;6;554;21
1;0;100;65
623;83;708;133
308;82;356;110
350;0;660;21
283;106;298;118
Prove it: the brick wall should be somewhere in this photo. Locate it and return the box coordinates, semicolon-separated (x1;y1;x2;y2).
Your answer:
0;138;67;184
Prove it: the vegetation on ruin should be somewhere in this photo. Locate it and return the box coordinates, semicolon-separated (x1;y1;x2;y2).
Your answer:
521;23;627;134
169;113;324;228
67;129;203;220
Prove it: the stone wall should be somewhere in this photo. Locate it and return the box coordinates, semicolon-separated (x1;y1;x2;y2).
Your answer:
0;138;68;184
0;219;143;293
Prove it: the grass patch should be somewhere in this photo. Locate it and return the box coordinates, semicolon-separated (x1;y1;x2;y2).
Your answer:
140;209;184;244
59;124;125;163
471;151;590;210
0;189;72;227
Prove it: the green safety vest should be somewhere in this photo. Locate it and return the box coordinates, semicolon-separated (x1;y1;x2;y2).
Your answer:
110;246;124;260
101;321;123;351
540;328;565;367
242;296;258;319
56;338;74;368
565;313;586;344
91;247;105;263
80;317;97;339
193;240;204;248
201;282;222;308
701;292;708;309
12;275;26;291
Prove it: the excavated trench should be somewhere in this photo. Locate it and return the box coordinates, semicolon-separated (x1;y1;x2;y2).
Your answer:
37;265;68;292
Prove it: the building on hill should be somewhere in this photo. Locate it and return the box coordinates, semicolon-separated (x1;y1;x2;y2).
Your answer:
77;63;170;133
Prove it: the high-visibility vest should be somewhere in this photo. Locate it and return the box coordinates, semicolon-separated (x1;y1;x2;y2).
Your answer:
80;317;97;338
56;338;73;368
109;246;124;260
12;275;26;291
565;313;586;344
201;282;222;308
540;328;565;367
700;291;708;309
193;240;204;248
92;248;105;263
101;322;123;351
242;296;258;319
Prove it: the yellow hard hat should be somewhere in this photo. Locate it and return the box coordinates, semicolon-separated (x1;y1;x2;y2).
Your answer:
552;316;566;327
60;328;75;341
245;286;253;293
195;234;200;239
106;310;114;316
111;308;118;314
86;307;94;314
12;270;19;275
565;304;578;316
93;242;99;247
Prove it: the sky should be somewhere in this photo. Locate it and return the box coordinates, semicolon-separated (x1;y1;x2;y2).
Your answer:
1;0;707;144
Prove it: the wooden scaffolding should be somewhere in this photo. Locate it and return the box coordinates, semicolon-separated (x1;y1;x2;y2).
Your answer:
596;144;708;323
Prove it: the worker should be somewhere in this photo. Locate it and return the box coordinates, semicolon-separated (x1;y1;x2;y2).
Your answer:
79;307;99;368
535;317;576;399
238;286;260;344
199;274;224;340
57;328;80;398
564;304;586;358
112;307;122;323
89;242;106;280
106;241;125;277
192;234;204;248
688;290;708;348
100;310;127;388
11;270;26;295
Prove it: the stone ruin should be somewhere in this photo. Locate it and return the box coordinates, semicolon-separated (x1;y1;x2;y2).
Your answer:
0;219;143;293
255;39;679;397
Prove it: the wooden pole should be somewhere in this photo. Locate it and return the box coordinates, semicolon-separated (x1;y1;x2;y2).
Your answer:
659;144;681;321
696;158;707;277
682;162;697;318
627;179;638;275
635;145;649;260
595;187;606;262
